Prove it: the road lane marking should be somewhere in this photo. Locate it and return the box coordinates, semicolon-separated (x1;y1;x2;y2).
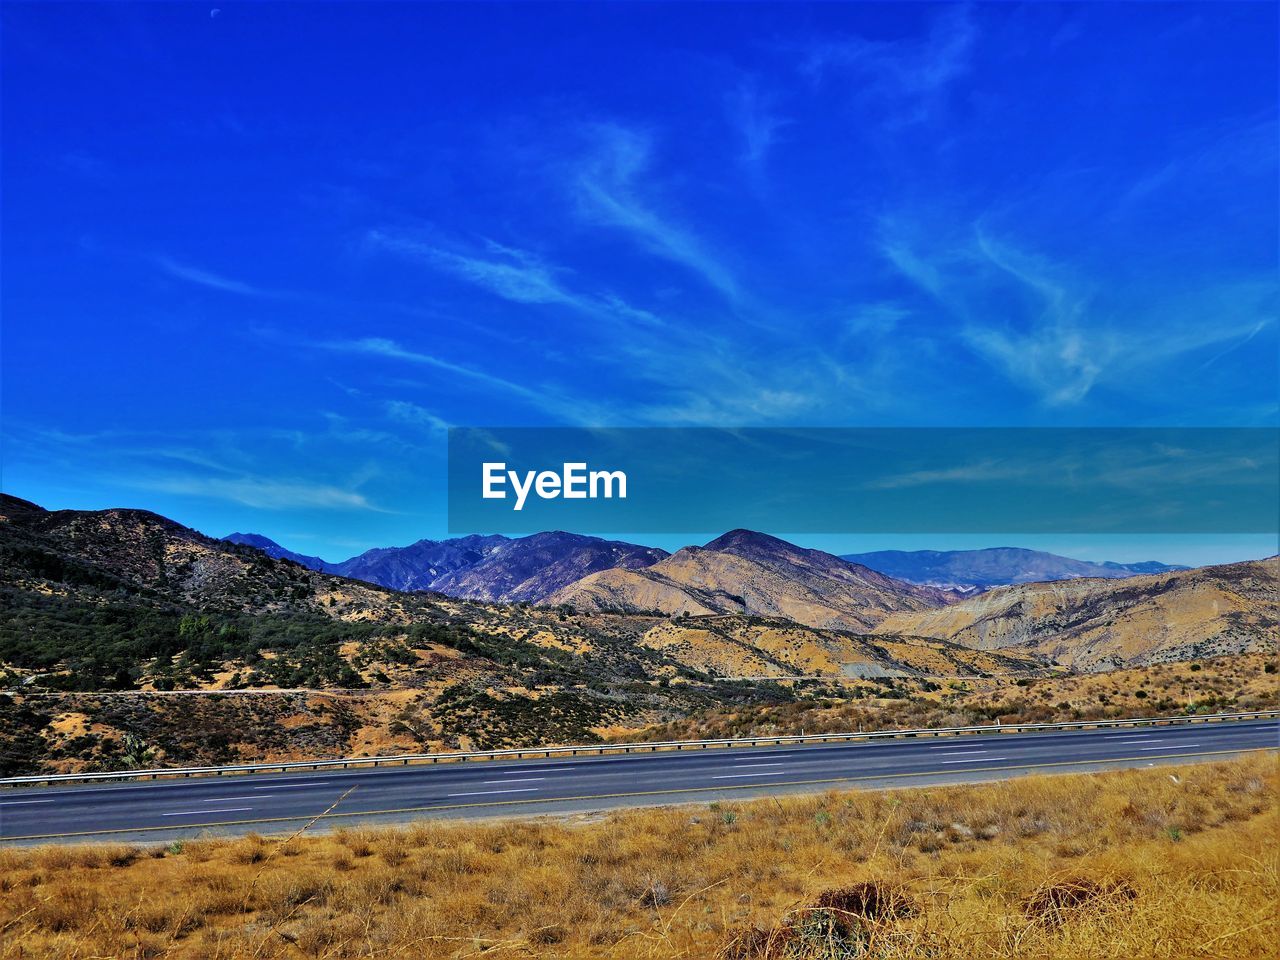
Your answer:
712;771;790;779
252;782;331;791
930;745;990;751
0;799;54;806
204;796;255;802
447;788;539;797
730;763;785;769
163;807;252;817
1142;744;1199;750
6;747;1271;841
942;757;1008;764
482;778;544;784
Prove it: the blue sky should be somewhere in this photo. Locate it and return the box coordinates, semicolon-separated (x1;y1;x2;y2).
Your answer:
3;2;1277;564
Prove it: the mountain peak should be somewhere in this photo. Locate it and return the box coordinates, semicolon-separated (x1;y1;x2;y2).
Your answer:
0;493;47;518
702;529;798;554
223;532;336;572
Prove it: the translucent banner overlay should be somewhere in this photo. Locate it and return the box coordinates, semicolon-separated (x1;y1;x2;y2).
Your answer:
447;428;1279;534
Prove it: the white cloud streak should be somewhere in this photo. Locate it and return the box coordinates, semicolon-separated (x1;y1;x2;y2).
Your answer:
155;257;276;297
573;124;741;301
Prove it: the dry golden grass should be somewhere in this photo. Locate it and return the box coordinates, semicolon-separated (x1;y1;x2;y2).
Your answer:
1;753;1276;959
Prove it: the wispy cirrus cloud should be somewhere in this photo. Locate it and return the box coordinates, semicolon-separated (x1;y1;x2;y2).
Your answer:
138;473;383;511
320;336;543;400
800;4;978;124
367;231;574;306
865;458;1033;490
384;399;450;435
366;229;670;332
154;256;278;297
727;80;790;185
317;335;620;425
6;419;390;513
883;218;1276;408
573;124;741;301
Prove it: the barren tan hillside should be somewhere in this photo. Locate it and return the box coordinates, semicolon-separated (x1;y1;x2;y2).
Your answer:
874;558;1279;671
639;615;1045;679
548;536;942;632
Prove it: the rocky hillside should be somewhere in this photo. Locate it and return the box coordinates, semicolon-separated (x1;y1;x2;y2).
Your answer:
0;495;418;623
546;530;945;631
226;530;668;602
873;558;1279;671
427;532;669;603
845;546;1190;593
0;495;1016;705
639;613;1044;679
332;534;509;592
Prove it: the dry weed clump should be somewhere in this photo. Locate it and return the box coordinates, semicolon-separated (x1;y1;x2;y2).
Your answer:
1022;876;1137;926
720;882;921;960
0;753;1275;959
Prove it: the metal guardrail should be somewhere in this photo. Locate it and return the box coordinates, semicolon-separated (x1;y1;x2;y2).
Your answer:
3;710;1275;788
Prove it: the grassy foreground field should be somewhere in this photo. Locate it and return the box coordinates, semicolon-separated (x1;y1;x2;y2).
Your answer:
1;754;1276;959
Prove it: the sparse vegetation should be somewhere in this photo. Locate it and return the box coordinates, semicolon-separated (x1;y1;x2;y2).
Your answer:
0;755;1274;958
623;653;1280;744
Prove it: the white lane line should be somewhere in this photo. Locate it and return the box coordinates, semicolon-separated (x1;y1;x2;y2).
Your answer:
730;763;785;769
1141;744;1200;750
163;807;252;817
447;788;539;797
482;778;544;785
204;796;255;802
1105;733;1158;738
942;757;1008;764
492;766;573;773
252;782;330;791
930;745;990;751
711;771;791;779
0;799;55;806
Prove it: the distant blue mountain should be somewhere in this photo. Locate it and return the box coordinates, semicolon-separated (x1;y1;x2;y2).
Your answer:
222;531;667;602
843;547;1190;593
222;533;340;574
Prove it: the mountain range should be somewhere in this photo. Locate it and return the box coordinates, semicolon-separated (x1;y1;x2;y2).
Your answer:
225;532;1195;602
0;494;1041;695
225;531;667;602
3;494;1274;686
5;492;1274;777
546;530;946;631
874;558;1277;671
843;547;1189;593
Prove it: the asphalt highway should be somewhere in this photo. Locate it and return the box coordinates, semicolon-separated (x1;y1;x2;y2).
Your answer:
2;719;1275;843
